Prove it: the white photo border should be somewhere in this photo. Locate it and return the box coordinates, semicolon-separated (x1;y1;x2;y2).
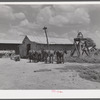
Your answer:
0;1;100;99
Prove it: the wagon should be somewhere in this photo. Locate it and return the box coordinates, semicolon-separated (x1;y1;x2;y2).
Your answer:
10;54;20;61
14;55;20;61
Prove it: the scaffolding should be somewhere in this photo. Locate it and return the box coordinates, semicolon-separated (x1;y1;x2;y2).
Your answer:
71;32;90;57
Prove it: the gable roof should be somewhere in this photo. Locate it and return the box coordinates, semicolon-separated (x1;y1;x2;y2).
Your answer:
27;35;72;44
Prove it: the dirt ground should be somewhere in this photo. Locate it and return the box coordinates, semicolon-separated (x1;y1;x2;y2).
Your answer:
0;58;100;89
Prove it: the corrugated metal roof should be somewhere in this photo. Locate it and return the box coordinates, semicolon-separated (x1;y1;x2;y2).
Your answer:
27;35;72;44
0;40;22;44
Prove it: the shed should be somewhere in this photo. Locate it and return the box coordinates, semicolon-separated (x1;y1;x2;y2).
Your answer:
19;35;74;58
0;39;22;54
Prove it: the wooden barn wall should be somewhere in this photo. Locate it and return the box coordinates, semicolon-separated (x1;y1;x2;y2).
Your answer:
0;44;19;54
19;36;37;58
37;44;74;50
19;36;74;57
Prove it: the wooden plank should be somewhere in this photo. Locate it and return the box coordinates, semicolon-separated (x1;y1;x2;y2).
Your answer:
74;42;80;57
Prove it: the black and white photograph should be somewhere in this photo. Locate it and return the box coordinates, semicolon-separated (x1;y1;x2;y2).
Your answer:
0;2;100;91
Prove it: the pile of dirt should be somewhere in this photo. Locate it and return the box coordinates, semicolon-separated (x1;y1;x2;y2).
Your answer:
77;68;100;82
65;56;100;63
34;69;51;72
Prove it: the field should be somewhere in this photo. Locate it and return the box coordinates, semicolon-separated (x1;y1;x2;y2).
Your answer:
0;57;100;89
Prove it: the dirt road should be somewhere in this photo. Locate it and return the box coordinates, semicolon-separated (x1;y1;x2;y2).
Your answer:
0;58;100;89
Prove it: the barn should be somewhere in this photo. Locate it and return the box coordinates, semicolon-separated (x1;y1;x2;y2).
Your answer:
19;35;74;58
0;40;22;54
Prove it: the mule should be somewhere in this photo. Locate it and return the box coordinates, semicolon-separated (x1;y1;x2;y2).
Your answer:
55;50;67;64
31;50;37;62
43;50;49;63
35;50;42;62
28;50;33;63
43;50;55;63
49;50;55;63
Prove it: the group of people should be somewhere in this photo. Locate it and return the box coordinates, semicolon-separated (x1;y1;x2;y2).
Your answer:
28;49;67;64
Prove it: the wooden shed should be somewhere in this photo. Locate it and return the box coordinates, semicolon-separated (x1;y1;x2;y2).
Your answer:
19;35;74;58
0;40;22;54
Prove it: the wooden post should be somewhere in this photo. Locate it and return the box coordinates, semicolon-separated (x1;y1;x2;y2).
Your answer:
43;26;49;49
78;40;82;57
75;41;80;57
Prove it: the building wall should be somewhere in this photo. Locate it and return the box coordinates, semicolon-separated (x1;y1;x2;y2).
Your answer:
19;36;37;57
37;44;74;50
19;36;74;57
0;44;20;54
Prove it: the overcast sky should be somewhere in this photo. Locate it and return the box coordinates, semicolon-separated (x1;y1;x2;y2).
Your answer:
0;4;100;47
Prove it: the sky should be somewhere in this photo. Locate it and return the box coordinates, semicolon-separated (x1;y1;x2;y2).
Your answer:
0;4;100;48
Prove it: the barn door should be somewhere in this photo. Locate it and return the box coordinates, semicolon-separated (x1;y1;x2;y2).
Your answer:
27;44;31;55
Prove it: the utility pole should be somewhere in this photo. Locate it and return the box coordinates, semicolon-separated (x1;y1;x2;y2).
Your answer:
43;26;49;49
